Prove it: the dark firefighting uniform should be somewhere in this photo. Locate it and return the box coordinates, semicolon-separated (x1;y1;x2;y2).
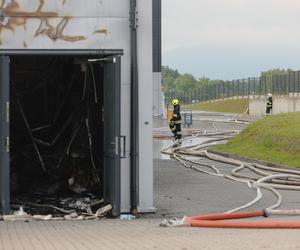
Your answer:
266;96;273;114
169;104;182;140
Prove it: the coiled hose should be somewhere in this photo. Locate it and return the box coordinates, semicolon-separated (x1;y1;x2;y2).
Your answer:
160;130;300;229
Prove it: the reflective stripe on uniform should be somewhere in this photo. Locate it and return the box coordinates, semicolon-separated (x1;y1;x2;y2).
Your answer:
176;131;182;135
174;120;182;124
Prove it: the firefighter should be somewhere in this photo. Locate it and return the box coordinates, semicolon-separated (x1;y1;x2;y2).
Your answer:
266;93;273;115
169;99;182;140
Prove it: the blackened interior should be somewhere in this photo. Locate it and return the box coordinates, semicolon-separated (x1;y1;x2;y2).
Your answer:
9;55;104;214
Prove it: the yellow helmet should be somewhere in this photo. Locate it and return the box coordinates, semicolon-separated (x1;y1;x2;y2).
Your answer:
171;99;179;106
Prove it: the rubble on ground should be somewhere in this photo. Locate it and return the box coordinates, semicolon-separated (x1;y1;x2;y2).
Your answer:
2;203;112;222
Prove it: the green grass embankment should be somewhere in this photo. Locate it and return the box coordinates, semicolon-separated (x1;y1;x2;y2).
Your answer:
183;99;249;114
213;112;300;168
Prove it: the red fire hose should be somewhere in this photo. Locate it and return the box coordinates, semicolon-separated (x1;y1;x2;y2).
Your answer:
184;210;300;229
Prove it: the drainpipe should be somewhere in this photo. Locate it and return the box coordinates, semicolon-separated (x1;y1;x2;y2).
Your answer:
130;0;139;214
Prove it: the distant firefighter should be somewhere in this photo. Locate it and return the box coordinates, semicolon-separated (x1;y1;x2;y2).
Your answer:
266;93;273;115
169;99;182;140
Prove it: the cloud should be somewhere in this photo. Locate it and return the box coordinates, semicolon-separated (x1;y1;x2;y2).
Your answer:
163;44;300;80
162;0;300;51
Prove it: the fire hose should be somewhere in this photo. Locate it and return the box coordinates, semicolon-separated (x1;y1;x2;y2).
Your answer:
160;131;300;229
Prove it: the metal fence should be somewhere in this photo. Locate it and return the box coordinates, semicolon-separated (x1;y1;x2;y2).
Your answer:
164;71;300;104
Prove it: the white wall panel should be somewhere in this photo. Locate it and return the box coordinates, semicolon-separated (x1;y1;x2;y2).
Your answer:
137;0;154;213
1;0;129;17
0;17;130;49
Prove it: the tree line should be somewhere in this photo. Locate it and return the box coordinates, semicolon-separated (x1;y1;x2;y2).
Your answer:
162;66;295;103
162;66;219;98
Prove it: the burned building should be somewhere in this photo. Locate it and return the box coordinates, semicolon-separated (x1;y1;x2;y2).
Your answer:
0;0;161;217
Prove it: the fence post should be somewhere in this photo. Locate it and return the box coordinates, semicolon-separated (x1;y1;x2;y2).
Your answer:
276;75;278;95
293;71;296;96
297;71;300;96
265;76;267;95
282;75;284;95
214;84;216;100
276;76;278;95
253;77;256;97
282;74;284;95
248;77;250;97
286;74;288;95
227;81;229;98
288;72;291;95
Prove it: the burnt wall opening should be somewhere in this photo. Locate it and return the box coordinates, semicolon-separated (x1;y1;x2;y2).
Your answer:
9;55;107;216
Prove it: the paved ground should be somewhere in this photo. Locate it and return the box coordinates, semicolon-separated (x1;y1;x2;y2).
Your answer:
152;159;300;218
153;112;253;160
1;218;300;250
1;176;300;250
1;169;300;250
1;113;300;249
2;217;300;250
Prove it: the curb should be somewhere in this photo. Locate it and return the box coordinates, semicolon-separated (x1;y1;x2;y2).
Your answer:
207;150;299;171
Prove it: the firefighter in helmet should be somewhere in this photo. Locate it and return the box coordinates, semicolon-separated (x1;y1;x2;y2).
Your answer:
266;93;273;115
169;99;182;140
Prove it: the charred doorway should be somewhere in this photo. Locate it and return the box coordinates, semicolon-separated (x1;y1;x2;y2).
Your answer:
0;53;121;217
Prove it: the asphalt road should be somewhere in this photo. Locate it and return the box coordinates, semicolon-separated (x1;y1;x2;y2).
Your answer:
153;112;300;219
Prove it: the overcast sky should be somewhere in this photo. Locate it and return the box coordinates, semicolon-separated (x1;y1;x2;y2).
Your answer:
162;0;300;79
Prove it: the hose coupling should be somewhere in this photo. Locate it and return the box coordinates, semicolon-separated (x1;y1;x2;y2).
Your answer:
263;208;271;217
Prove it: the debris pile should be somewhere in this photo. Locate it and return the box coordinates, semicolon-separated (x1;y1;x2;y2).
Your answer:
3;203;112;222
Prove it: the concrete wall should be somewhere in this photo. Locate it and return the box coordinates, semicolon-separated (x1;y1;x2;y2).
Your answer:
249;96;300;116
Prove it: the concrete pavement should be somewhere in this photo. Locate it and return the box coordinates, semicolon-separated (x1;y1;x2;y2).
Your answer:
1;158;299;250
1;218;300;250
1;113;300;250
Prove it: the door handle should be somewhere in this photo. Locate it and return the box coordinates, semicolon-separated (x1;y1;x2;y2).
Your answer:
115;136;119;156
5;137;9;153
120;136;126;158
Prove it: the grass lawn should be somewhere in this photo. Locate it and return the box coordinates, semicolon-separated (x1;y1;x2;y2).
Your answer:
213;112;300;168
183;98;249;114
